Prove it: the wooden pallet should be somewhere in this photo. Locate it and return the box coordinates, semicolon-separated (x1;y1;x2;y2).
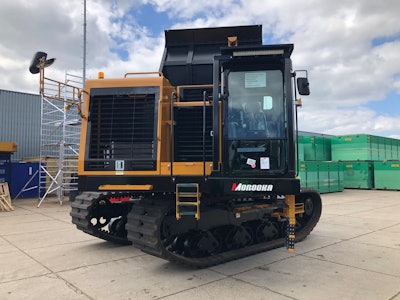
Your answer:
0;183;14;212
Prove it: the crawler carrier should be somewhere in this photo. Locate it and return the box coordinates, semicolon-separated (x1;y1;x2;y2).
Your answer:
35;25;322;267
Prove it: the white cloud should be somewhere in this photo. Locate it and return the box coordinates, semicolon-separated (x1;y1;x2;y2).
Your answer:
0;0;399;138
298;106;400;136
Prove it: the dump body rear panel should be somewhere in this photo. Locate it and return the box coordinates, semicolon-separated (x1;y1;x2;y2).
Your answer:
160;25;262;86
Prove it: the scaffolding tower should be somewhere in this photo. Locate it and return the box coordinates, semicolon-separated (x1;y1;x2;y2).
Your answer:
38;73;83;207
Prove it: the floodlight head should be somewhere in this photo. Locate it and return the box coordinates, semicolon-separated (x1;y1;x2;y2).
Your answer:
42;58;55;68
29;51;56;74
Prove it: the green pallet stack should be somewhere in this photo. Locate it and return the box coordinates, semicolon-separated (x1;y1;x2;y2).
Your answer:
329;161;344;192
299;161;318;191
331;134;380;161
298;161;344;194
331;134;400;190
297;133;343;194
341;161;374;189
374;162;400;190
298;132;400;192
301;135;331;161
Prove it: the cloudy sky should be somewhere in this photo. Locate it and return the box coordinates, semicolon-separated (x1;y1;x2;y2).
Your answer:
1;0;399;138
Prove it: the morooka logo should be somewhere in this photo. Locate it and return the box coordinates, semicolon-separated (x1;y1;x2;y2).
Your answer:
231;183;274;192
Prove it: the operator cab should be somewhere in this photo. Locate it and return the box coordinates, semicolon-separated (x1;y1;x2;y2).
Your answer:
226;68;286;175
215;44;304;179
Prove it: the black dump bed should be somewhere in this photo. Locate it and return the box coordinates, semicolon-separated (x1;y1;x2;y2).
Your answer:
160;25;262;87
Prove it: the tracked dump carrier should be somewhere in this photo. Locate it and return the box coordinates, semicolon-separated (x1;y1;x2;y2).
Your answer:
67;25;321;267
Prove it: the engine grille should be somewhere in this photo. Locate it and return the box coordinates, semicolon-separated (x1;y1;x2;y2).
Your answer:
85;87;158;171
174;106;213;161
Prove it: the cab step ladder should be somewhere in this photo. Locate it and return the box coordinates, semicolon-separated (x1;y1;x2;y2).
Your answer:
176;183;200;220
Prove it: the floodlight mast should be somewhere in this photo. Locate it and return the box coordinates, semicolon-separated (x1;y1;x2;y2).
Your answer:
83;0;87;86
28;52;83;207
28;51;84;117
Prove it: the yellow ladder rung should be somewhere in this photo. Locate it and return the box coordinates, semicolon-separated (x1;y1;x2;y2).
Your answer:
177;192;199;198
176;183;198;188
295;203;304;214
178;202;199;206
176;183;200;220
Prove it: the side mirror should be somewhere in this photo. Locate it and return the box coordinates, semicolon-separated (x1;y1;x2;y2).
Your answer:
297;77;310;95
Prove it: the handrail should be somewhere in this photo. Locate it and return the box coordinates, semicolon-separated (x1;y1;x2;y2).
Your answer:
202;91;207;178
170;92;176;178
41;76;80;104
78;90;88;119
39;70;87;119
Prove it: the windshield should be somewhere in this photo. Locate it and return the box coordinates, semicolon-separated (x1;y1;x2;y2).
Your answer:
228;70;284;139
226;70;287;174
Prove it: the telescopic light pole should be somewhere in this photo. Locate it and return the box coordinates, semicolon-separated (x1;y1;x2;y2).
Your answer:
83;0;87;86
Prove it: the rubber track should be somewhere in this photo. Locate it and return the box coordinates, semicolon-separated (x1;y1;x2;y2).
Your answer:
70;192;132;245
71;189;321;268
125;188;322;268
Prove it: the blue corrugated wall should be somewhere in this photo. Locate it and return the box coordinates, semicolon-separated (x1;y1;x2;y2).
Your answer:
0;89;41;161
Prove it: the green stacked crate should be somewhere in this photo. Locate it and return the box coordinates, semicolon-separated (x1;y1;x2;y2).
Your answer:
381;136;399;161
328;161;344;192
394;139;399;160
302;136;314;160
396;139;400;160
298;162;307;186
332;134;379;161
300;132;400;192
298;161;317;191
297;135;305;161
305;161;319;190
385;137;393;160
317;136;332;161
384;138;391;160
302;135;331;161
387;138;400;160
374;161;400;190
378;136;386;160
397;139;400;160
390;138;397;160
341;161;374;189
299;161;343;193
318;161;330;193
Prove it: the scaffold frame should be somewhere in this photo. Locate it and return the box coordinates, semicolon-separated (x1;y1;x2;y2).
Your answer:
37;72;82;207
